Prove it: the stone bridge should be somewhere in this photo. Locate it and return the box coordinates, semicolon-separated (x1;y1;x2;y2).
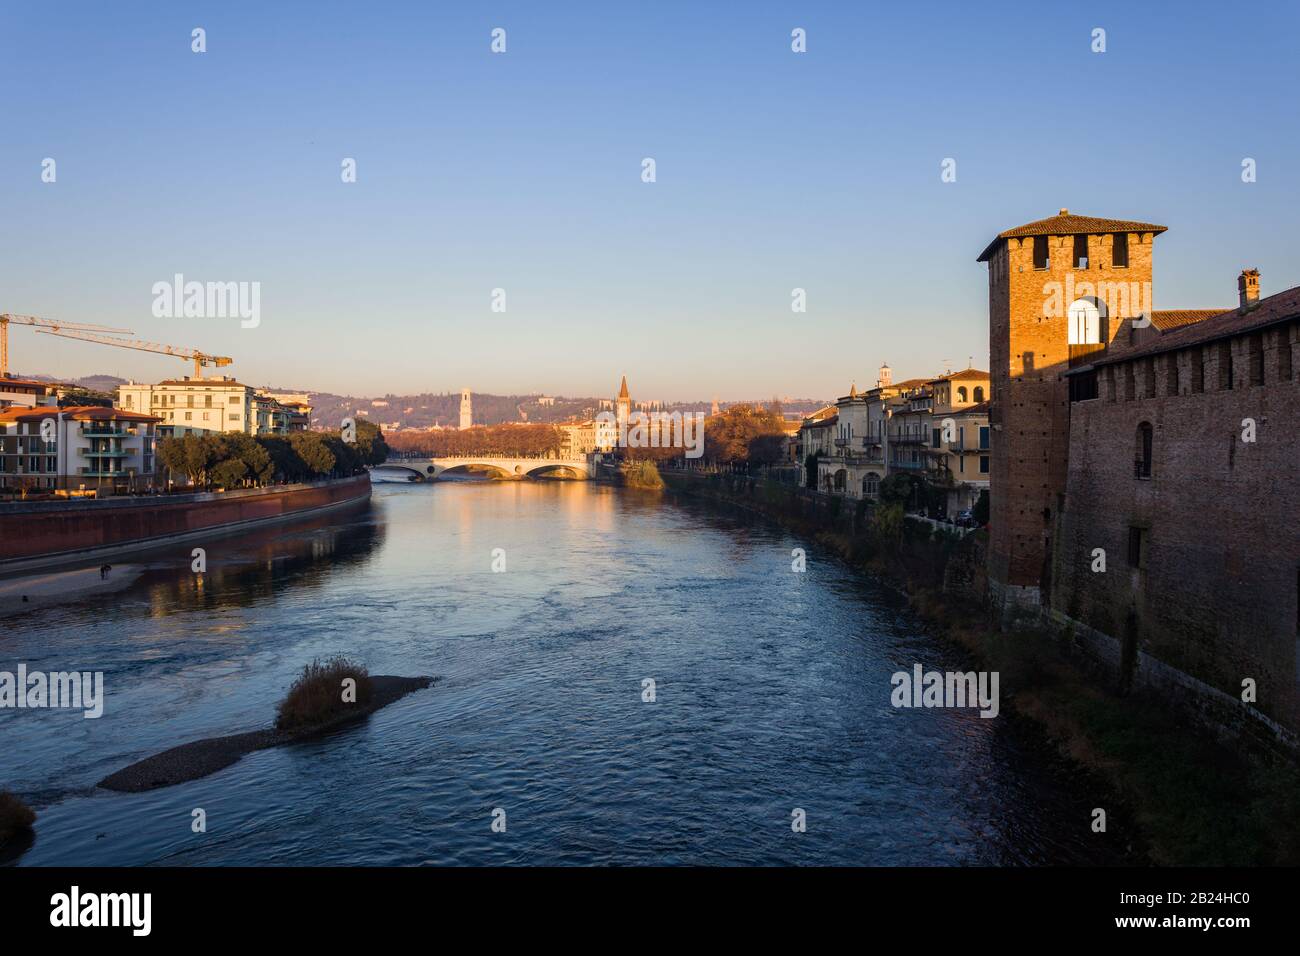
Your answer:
371;456;593;481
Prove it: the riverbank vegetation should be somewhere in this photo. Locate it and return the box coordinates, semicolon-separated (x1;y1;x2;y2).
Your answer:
0;790;36;846
622;459;664;489
665;471;1300;866
156;420;388;490
275;656;374;732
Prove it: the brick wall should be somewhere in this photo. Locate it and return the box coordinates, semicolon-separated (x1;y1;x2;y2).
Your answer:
1053;319;1300;733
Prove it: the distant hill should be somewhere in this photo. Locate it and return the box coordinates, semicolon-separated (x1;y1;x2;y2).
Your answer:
17;372;831;430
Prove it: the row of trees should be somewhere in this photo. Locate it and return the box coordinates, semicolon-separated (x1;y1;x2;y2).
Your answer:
386;423;565;458
623;404;790;469
156;421;388;489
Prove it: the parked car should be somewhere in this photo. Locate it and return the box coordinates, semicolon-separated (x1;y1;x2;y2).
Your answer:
955;509;974;527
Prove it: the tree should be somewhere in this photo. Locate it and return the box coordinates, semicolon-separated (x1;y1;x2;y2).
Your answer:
804;452;820;489
704;405;789;469
878;473;920;509
973;488;990;525
289;432;336;478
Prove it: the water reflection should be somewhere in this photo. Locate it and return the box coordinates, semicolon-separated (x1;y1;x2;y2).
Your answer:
2;483;1131;866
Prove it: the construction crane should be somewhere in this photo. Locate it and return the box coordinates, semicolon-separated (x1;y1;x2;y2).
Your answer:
0;313;134;377
34;327;233;379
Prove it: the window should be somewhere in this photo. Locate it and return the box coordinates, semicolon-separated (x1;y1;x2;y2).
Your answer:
863;473;880;497
979;426;990;449
979;456;989;474
1190;348;1204;393
973;386;984;402
1068;299;1101;345
1134;421;1153;478
229;395;239;403
1112;232;1129;268
1033;235;1049;269
1073;234;1088;268
1127;526;1148;569
931;427;941;448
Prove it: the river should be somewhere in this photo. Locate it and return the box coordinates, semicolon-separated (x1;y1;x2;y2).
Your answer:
1;480;1128;865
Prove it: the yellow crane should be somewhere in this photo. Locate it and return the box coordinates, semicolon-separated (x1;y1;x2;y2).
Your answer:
34;326;233;379
0;313;135;377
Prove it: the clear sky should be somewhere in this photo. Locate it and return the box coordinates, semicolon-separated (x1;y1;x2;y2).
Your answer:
2;1;1296;401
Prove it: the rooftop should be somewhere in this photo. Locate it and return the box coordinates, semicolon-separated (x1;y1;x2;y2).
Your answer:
977;209;1168;262
1088;284;1300;370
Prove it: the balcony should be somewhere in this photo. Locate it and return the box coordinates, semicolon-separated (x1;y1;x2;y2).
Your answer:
890;432;927;445
79;427;132;438
80;448;130;458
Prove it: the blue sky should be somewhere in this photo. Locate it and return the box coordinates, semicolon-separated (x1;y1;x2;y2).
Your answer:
2;1;1296;401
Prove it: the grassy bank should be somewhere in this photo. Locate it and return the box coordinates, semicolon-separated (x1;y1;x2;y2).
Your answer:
665;471;1300;865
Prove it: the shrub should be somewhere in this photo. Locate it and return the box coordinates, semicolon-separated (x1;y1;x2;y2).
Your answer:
275;656;373;731
0;791;36;845
624;460;664;490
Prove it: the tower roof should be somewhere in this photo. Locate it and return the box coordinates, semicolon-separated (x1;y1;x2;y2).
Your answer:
617;375;629;399
977;209;1167;262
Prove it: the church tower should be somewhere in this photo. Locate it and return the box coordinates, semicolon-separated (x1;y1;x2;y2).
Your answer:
459;388;472;430
977;209;1164;618
615;375;631;429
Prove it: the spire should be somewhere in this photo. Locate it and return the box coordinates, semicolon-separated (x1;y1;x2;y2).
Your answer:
618;375;629;399
849;382;858;398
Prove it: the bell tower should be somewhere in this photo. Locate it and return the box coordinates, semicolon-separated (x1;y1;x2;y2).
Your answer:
459;388;472;430
977;210;1165;618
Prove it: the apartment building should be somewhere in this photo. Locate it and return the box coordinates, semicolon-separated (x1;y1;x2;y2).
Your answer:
117;376;303;438
0;376;60;410
925;369;991;514
0;405;160;493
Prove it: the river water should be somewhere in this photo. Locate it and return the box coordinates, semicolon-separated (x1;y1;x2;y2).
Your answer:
1;481;1128;865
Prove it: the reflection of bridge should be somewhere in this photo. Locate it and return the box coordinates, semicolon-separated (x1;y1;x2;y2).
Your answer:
371;456;593;481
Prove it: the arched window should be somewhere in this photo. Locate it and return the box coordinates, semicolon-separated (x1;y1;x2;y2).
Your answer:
1134;422;1153;478
863;472;880;497
973;386;985;402
1068;299;1102;345
957;386;968;402
833;469;846;492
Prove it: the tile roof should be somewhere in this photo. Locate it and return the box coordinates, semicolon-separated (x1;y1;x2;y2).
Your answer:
1149;309;1224;331
0;405;160;423
929;368;990;383
1090;285;1300;369
978;210;1167;261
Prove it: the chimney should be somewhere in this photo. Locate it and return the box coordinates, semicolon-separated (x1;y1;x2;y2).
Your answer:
1238;269;1260;313
1058;207;1069;216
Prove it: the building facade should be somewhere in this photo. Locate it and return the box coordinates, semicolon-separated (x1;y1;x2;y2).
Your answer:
0;405;160;493
117;377;302;438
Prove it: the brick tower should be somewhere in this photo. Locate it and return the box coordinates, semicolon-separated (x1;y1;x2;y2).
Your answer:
976;209;1166;618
